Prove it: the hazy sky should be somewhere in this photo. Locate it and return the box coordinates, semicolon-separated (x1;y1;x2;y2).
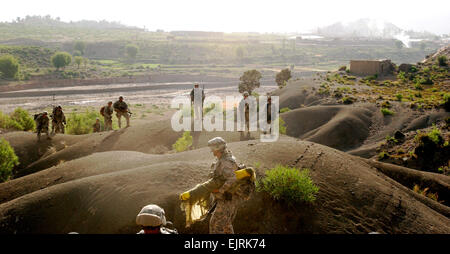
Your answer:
1;0;449;34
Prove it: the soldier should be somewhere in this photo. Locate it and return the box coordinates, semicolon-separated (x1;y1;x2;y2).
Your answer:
34;111;51;141
263;96;272;134
113;96;131;128
100;101;114;131
92;118;101;133
50;105;66;135
180;137;255;234
190;83;205;120
136;204;178;234
239;91;251;139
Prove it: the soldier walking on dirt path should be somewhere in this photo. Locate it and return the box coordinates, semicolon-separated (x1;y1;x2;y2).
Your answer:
34;111;51;141
113;96;131;128
239;92;251;139
190;83;205;120
263;96;272;134
100;101;114;131
50;105;66;135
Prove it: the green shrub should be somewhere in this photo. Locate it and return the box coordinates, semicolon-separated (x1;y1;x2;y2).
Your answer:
66;109;102;135
10;108;35;131
397;71;407;83
413;184;440;202
172;131;192;152
0;138;19;182
395;93;403;101
256;165;319;204
0;55;20;79
280;107;291;113
338;65;347;71
279;117;287;135
385;135;398;143
427;126;443;145
381;108;394;116
342;97;354;104
378;151;389;160
381;101;391;108
437;55;447;67
0;111;23;130
364;74;378;81
443;93;450;109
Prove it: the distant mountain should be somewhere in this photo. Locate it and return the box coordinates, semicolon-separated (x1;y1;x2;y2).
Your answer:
317;19;434;39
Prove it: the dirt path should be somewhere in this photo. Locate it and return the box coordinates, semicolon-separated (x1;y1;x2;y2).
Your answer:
0;78;277;113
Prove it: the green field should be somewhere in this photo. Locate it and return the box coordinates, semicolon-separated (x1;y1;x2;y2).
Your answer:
0;15;445;83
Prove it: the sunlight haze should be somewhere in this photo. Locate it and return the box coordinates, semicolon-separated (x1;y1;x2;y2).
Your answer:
1;0;449;34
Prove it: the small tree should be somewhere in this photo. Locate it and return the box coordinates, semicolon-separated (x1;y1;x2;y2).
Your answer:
0;138;19;182
437;56;447;67
125;44;139;60
275;68;292;88
74;56;83;68
0;55;20;79
51;52;72;70
238;69;262;94
74;41;86;55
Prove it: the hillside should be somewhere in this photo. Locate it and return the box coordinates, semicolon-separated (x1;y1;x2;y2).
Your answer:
0;135;448;234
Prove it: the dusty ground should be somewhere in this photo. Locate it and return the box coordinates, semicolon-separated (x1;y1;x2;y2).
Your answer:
0;74;277;114
0;133;449;234
0;59;449;234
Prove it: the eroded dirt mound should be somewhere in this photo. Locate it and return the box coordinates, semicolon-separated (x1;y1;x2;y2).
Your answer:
281;105;373;151
0;137;448;234
270;79;323;110
422;44;450;65
0;132;87;175
1;118;265;178
1;120;182;177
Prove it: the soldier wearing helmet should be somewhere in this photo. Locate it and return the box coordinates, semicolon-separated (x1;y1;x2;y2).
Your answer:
34;111;51;141
136;204;178;234
113;96;131;128
100;101;114;131
180;137;255;234
51;105;66;135
239;91;251;139
92;118;101;133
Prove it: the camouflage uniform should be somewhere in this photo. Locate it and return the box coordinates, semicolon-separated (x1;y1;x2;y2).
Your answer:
209;150;241;234
239;95;251;139
51;107;66;134
93;121;101;133
113;100;130;128
102;105;114;131
35;113;51;141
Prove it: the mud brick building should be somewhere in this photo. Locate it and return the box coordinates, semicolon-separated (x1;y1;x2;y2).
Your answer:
350;59;395;76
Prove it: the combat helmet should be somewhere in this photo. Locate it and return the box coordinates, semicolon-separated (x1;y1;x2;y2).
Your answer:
136;204;167;227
